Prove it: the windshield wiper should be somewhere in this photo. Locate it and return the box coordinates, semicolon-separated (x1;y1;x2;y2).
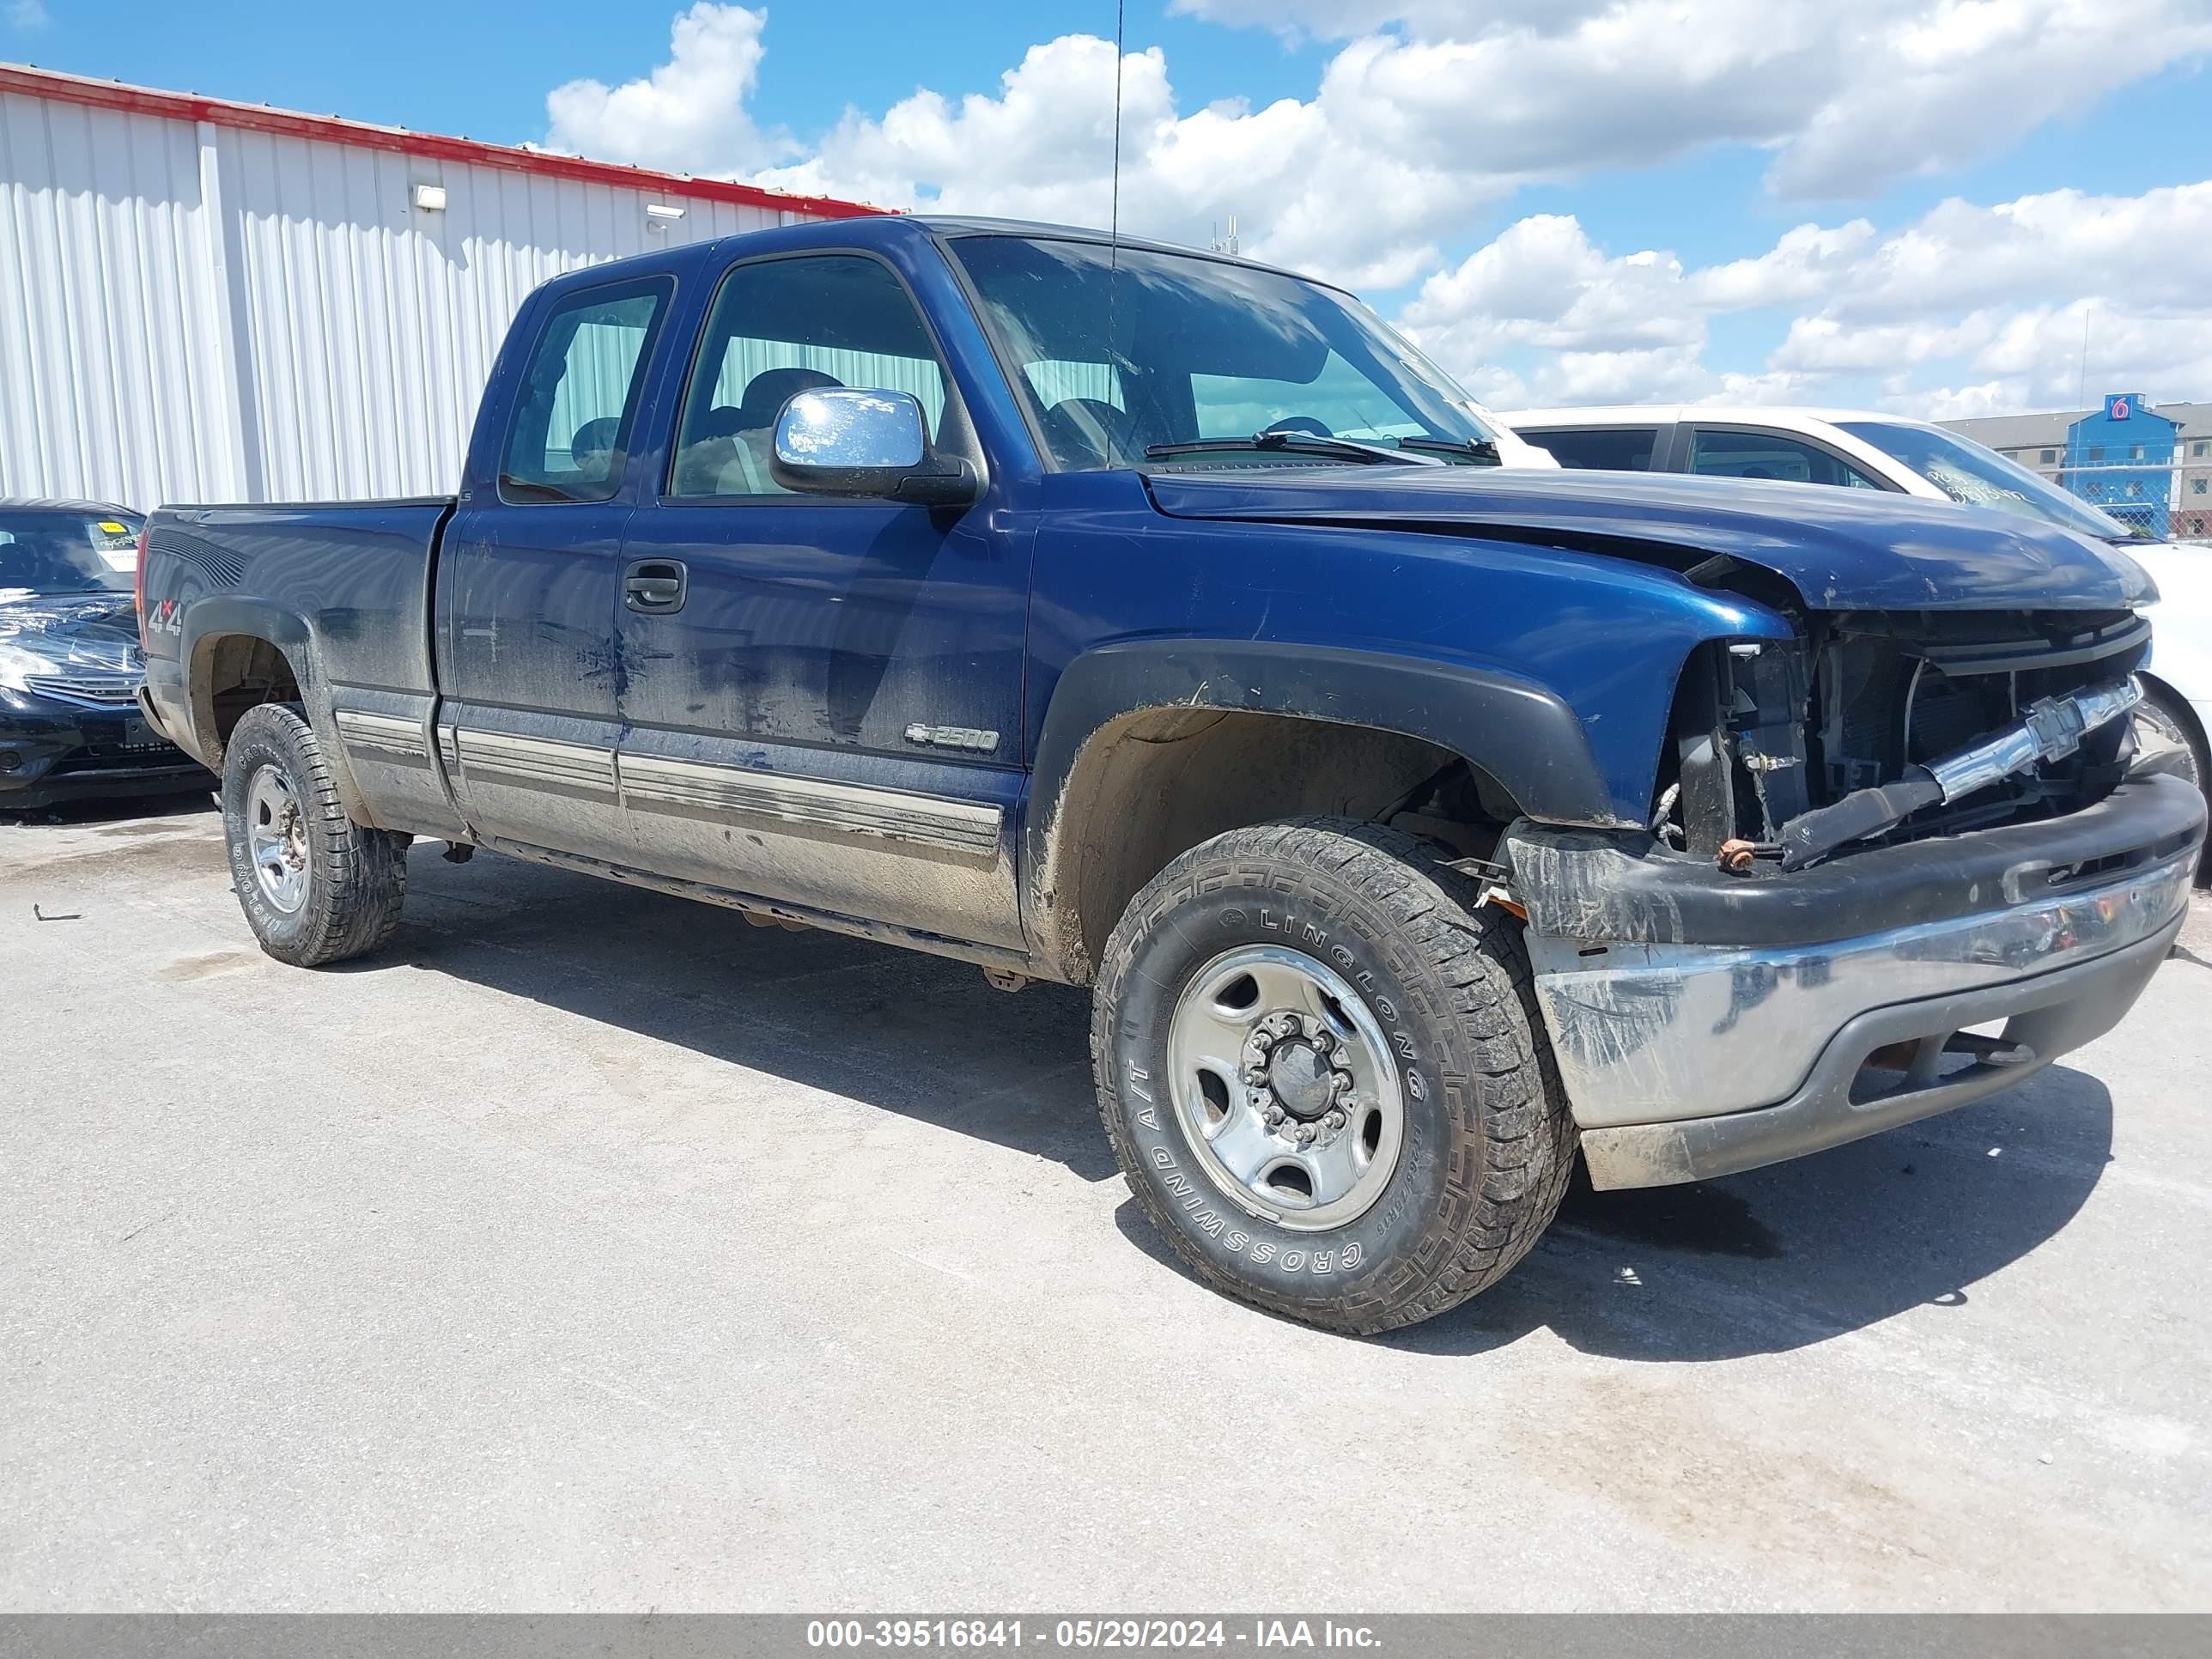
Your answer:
1394;435;1499;465
1143;431;1437;467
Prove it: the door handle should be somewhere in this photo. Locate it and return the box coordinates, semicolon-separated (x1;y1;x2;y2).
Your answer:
624;559;688;613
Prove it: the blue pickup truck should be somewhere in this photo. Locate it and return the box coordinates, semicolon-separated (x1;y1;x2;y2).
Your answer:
137;215;2204;1333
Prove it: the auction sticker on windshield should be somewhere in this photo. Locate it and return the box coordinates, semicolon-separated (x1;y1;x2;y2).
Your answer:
89;520;137;570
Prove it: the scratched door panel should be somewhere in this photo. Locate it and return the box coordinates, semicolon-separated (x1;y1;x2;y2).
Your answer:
611;501;1027;944
609;248;1027;945
613;720;1026;947
433;273;671;860
436;502;631;863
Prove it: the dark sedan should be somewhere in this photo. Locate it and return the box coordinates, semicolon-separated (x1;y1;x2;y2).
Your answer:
1;499;210;811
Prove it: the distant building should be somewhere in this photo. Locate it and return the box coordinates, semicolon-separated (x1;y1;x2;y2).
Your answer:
2061;392;2179;516
1945;397;2212;542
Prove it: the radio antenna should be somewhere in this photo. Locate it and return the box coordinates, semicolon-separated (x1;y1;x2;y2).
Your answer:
1109;0;1126;257
1105;0;1127;463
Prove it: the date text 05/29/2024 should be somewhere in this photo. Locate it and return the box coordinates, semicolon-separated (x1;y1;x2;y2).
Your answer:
805;1620;1383;1650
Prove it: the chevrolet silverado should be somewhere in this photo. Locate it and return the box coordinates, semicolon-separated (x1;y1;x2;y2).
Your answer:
137;216;2204;1332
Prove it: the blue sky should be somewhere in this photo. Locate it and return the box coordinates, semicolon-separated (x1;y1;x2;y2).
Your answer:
7;2;2210;416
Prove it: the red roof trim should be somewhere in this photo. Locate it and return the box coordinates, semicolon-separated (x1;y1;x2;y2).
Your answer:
0;61;884;222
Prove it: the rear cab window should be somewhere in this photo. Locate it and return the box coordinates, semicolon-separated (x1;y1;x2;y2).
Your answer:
499;278;673;505
1517;427;1663;471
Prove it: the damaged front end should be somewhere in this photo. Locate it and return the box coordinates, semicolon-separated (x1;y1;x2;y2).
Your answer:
1504;605;2203;1192
1655;609;2154;872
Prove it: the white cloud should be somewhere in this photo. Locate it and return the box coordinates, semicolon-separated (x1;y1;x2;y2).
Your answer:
1170;2;1627;40
1402;216;1697;355
1687;222;1880;312
545;3;786;175
1951;304;2212;410
755;36;1164;228
534;6;2212;414
1767;0;2212;198
1753;187;2212;412
6;0;52;30
1175;1;2212;201
1401;182;2212;411
538;3;2212;295
749;32;1472;289
1399;216;1717;406
1817;184;2212;322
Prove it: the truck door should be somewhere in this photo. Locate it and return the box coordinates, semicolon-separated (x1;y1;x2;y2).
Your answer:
611;250;1027;949
437;274;673;866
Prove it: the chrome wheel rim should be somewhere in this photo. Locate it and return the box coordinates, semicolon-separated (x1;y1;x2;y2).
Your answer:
1165;945;1404;1231
245;763;309;914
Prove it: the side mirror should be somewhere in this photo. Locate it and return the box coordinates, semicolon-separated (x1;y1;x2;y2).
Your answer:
770;388;978;507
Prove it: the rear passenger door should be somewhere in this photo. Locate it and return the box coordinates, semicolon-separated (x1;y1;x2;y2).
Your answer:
611;250;1029;949
1679;425;1893;490
1513;424;1669;472
437;276;673;865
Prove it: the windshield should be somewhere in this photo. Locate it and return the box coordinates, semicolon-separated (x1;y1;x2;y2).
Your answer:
1836;421;2147;543
948;234;1502;470
0;509;142;602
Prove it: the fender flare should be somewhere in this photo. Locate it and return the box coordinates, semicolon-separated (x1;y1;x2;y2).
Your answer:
179;597;316;732
1022;637;1632;967
176;599;366;819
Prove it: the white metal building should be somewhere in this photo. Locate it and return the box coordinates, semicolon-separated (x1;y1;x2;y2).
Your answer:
0;64;876;513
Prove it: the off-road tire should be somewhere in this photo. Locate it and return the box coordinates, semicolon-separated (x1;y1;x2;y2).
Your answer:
221;702;408;967
1091;817;1575;1334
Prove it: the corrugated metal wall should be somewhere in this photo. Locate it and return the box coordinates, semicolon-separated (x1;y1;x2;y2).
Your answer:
0;93;239;512
0;84;818;512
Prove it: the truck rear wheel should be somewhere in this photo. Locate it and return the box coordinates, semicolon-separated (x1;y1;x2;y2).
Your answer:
1091;818;1573;1334
220;703;408;967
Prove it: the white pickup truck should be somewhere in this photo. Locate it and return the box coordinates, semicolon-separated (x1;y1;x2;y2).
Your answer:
1503;405;2212;802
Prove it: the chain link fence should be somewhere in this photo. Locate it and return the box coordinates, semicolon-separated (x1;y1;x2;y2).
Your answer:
2018;459;2212;544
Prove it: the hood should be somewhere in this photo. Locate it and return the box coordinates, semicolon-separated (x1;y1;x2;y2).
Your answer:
0;592;148;674
1143;465;2151;612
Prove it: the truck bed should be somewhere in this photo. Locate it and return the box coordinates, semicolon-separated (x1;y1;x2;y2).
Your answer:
138;498;455;811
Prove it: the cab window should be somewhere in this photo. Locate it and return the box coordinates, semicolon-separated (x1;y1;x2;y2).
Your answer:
668;255;949;500
499;279;672;505
1517;427;1662;471
1687;428;1885;489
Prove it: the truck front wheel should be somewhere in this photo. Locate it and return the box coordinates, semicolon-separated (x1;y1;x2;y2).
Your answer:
220;703;408;967
1091;818;1574;1334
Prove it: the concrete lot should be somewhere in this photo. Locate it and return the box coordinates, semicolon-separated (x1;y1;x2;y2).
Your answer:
3;793;2209;1613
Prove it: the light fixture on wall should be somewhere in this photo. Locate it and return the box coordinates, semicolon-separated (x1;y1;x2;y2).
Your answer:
645;202;685;232
412;183;448;212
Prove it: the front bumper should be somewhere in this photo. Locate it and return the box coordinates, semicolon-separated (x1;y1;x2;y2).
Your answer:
1;690;210;811
1510;775;2205;1189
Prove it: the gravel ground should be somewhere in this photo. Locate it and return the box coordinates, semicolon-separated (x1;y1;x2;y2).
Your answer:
3;793;2209;1612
